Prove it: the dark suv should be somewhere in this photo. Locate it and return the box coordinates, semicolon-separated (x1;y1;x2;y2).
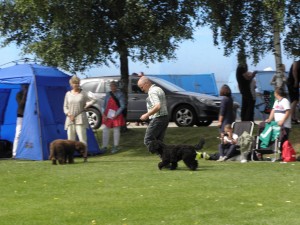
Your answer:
81;75;238;129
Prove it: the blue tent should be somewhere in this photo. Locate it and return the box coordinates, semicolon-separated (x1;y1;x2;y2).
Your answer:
0;63;100;160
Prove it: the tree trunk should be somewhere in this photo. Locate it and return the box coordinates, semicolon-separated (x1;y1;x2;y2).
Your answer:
119;49;129;107
237;40;247;65
272;15;285;89
118;45;129;132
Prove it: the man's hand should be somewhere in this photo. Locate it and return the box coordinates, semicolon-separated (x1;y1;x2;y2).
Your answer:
140;113;149;121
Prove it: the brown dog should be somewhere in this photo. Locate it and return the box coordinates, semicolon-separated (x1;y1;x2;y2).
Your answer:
49;139;87;165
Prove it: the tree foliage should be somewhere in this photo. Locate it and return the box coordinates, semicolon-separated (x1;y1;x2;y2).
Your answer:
0;0;202;113
0;0;201;73
284;1;300;57
199;0;299;66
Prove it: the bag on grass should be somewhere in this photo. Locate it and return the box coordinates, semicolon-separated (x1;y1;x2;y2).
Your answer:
281;140;296;162
0;139;12;158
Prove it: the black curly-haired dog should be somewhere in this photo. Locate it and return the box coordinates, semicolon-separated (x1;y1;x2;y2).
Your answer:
148;138;205;170
49;139;87;165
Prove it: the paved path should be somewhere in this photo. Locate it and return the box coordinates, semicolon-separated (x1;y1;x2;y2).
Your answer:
126;121;219;128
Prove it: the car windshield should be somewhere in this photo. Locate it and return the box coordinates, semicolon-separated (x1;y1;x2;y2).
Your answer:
148;76;185;92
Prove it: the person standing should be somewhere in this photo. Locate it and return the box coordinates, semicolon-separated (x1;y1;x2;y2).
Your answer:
63;75;95;160
287;61;300;124
236;64;257;121
12;84;29;158
138;76;169;151
101;81;126;153
217;84;234;132
271;63;287;89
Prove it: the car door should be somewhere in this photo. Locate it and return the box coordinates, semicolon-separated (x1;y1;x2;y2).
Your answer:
127;77;148;121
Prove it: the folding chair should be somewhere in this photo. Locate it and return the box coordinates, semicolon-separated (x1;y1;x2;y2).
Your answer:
232;121;255;137
226;121;255;161
251;121;286;162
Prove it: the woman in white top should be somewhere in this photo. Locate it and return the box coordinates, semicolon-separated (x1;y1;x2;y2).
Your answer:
63;76;95;158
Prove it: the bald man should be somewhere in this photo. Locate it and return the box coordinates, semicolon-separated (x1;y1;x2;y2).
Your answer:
138;76;169;151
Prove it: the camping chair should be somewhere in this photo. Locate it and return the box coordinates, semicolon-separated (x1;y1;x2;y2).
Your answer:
251;121;287;162
232;121;255;137
226;121;255;161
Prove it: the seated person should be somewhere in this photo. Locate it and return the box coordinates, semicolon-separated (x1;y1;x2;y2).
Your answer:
265;87;291;141
200;124;239;161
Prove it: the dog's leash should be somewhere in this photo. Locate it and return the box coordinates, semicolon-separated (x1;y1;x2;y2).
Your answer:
69;109;88;162
69;109;87;124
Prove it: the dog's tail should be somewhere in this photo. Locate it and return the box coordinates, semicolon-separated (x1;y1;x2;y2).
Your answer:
194;137;205;150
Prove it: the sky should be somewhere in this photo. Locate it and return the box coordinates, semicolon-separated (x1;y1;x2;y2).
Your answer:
0;27;295;86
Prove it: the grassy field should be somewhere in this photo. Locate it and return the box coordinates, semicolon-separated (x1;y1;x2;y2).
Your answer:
1;125;300;225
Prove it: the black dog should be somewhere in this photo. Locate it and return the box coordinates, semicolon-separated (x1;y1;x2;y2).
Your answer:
49;139;87;165
148;138;205;170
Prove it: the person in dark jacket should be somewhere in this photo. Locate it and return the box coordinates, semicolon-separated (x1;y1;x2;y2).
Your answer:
286;61;300;124
217;84;234;132
236;64;257;121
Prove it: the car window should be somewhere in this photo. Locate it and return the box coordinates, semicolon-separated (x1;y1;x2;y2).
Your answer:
131;78;144;94
103;80;111;92
149;76;186;92
81;81;98;92
95;80;105;93
102;79;122;92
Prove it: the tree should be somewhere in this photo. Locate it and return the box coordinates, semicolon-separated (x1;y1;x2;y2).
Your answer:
199;0;300;87
284;1;300;58
0;0;201;102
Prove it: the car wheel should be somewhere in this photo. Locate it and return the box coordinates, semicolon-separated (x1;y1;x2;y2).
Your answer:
196;120;213;127
85;108;102;129
173;105;196;127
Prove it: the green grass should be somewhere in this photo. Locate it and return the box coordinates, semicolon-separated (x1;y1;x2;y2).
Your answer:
1;126;300;225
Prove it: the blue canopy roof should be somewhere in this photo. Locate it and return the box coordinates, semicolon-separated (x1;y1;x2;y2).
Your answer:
0;63;101;160
0;64;70;84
